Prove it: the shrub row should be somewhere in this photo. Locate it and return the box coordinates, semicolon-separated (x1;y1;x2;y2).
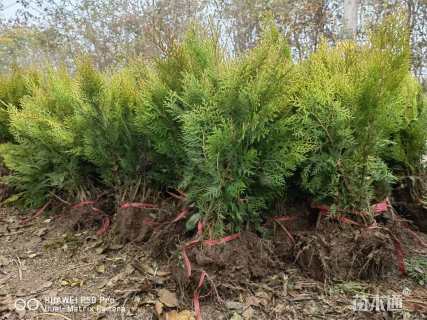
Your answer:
0;17;425;233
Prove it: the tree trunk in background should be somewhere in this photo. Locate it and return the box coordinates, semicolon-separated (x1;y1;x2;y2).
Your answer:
343;0;359;39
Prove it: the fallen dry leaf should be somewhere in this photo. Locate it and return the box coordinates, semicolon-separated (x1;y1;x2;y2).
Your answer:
229;312;242;320
0;255;10;267
242;306;254;319
95;246;107;254
106;272;125;287
107;243;124;250
35;227;48;237
254;290;270;306
164;310;194;320
156;270;171;277
245;296;260;307
40;280;53;290
124;264;135;275
225;301;244;311
158;289;178;308
155;301;163;317
96;264;106;273
60;278;83;287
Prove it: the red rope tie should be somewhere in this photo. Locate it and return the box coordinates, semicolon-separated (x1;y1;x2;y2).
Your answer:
171;207;189;223
96;216;110;236
392;237;406;275
71;200;96;209
193;271;207;320
119;202;159;209
20;200;51;225
70;200;111;236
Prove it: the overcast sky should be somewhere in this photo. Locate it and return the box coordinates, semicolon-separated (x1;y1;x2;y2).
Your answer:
0;1;34;21
1;1;18;19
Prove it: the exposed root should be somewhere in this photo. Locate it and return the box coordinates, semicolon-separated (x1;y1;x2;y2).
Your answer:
294;224;395;281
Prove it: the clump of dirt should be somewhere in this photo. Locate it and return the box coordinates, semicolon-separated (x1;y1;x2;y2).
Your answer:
392;174;427;232
113;206;154;243
102;193;425;310
112;201;189;259
64;202;106;233
111;188;188;246
145;221;187;259
0;163;10;202
167;232;285;304
293;223;396;282
134;207;407;303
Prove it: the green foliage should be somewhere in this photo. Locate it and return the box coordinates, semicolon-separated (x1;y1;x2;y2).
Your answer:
134;28;221;185
180;26;311;232
0;67;39;141
0;16;424;235
0;68;88;206
294;15;424;211
384;82;427;173
73;60;147;187
405;255;427;286
0;60;151;206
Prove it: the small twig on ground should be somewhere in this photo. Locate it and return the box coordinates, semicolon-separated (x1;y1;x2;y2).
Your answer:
204;272;223;304
63;262;95;272
0;274;11;285
131;261;145;275
36;313;73;320
49;192;71;205
16;285;52;297
219;282;246;292
274;219;295;244
14;256;22;280
0;230;25;237
282;273;289;296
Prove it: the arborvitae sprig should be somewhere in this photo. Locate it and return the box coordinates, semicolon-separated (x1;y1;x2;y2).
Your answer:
0;15;424;231
0;68;88;206
295;14;422;211
73;60;147;188
0;67;39;142
134;28;221;186
180;25;312;232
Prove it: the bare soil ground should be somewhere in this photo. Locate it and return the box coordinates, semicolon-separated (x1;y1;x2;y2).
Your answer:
0;206;426;320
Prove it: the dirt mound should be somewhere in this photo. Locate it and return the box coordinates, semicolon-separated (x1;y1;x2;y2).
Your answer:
0;163;10;202
392;174;427;232
293;224;396;281
191;232;280;277
89;196;426;313
112;191;187;248
116;209;411;294
165;231;284;309
114;206;155;243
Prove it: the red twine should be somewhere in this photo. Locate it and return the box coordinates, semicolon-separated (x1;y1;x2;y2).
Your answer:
180;220;240;320
71;200;96;209
313;199;408;275
71;200;110;236
96;216;111;236
171;207;189;223
20;200;51;225
119;202;159;209
193;271;207;320
392;237;406;275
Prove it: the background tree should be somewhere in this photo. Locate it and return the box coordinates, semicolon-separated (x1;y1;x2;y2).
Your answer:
0;0;426;83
